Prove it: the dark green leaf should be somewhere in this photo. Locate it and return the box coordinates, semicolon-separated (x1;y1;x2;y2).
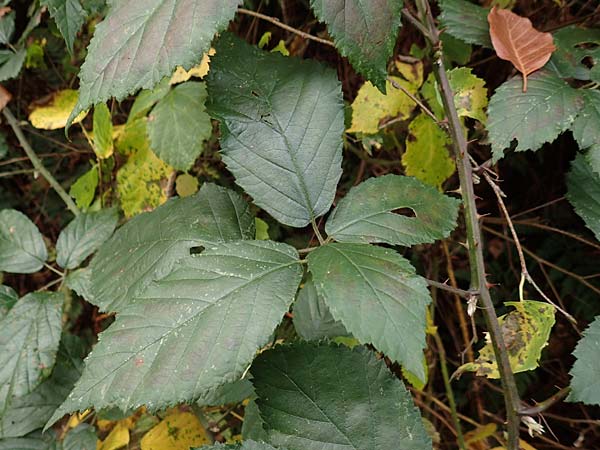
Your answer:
0;12;15;44
325;175;460;246
64;268;92;302
309;0;403;91
0;431;59;450
567;316;600;405
147;81;212;170
89;183;255;311
292;277;348;341
197;379;255;407
40;0;87;55
0;49;26;82
439;0;491;47
251;343;431;450
307;243;431;380
50;241;302;421
207;34;344;228
56;209;118;270
547;26;600;81
68;0;241;125
571;89;600;150
0;285;17;319
242;400;267;442
566;153;600;241
62;424;96;450
193;441;279;450
488;71;583;161
0;209;47;274
0;292;63;413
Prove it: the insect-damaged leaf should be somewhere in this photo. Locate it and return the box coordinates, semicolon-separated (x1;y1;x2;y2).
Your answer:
488;7;556;92
457;300;555;378
49;241;302;423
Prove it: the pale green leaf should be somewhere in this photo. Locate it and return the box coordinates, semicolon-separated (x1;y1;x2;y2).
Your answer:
127;78;171;123
488;71;583;161
457;301;555;378
40;0;86;55
56;209;118;270
51;241;302;422
68;0;241;125
0;49;26;82
0;286;17;319
89;183;255;312
251;343;431;450
197;379;254;407
254;218;269;241
439;0;491;47
207;34;344;228
448;67;488;123
0;292;63;413
0;209;47;274
307;244;431;380
571;89;600;150
567;315;600;405
310;0;403;91
63;424;97;450
402;114;455;189
325;174;460;245
93;103;114;159
147;81;211;170
69;165;98;211
566;153;600;241
292;277;348;341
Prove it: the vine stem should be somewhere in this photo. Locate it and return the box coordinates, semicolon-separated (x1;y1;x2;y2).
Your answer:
2;108;80;216
411;1;521;448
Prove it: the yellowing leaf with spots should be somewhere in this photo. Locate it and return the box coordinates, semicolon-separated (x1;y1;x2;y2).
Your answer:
395;60;424;88
96;422;129;450
348;77;418;134
170;48;215;85
29;90;87;130
448;67;488;123
140;411;210;450
402;114;455;189
457;300;555;379
116;118;172;217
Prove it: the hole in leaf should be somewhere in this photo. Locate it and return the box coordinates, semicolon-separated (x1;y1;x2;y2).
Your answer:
391;207;416;218
190;245;205;255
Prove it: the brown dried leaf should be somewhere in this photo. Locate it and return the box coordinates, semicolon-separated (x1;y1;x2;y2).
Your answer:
0;85;11;111
488;7;555;92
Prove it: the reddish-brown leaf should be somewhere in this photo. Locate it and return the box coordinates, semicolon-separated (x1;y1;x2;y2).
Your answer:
488;7;555;92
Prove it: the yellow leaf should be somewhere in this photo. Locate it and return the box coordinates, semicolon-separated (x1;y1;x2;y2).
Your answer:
348;77;417;135
67;410;91;429
491;440;538;450
395;60;424;88
29;90;87;130
140;411;210;450
465;423;497;444
170;48;215;85
97;423;129;450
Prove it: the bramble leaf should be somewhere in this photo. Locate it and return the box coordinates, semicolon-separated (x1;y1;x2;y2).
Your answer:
566;153;600;241
92;103;114;159
67;0;241;126
567;315;600;405
40;0;86;55
0;209;47;274
69;164;98;211
547;26;600;81
51;241;302;421
310;0;403;91
448;67;488;123
571;89;600;150
0;286;17;319
307;244;431;380
207;34;344;228
439;0;492;47
89;183;255;312
193;441;279;450
251;343;431;450
325;174;460;245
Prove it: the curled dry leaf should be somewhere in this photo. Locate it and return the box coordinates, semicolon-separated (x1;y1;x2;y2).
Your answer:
0;84;11;111
488;6;555;92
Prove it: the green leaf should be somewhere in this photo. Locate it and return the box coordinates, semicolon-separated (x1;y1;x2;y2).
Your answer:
566;153;600;241
242;400;267;442
175;173;199;198
56;209;118;270
147;81;212;170
89;183;255;312
63;424;97;450
488;71;583;161
197;379;255;407
0;49;26;82
40;0;86;55
585;145;600;176
251;343;431;450
441;33;472;66
254;218;270;241
448;67;488;123
567;315;600;405
547;26;600;81
127;78;171;123
193;441;279;450
457;301;555;379
439;0;491;47
0;286;17;319
0;431;59;450
0;292;63;413
402;114;456;189
68;0;241;126
207;34;344;228
307;244;431;380
92;103;113;159
0;209;47;274
0;12;15;44
309;0;403;91
64;268;92;302
0;334;86;438
292;277;348;341
571;89;600;150
51;240;302;421
69;165;98;211
325;174;460;246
